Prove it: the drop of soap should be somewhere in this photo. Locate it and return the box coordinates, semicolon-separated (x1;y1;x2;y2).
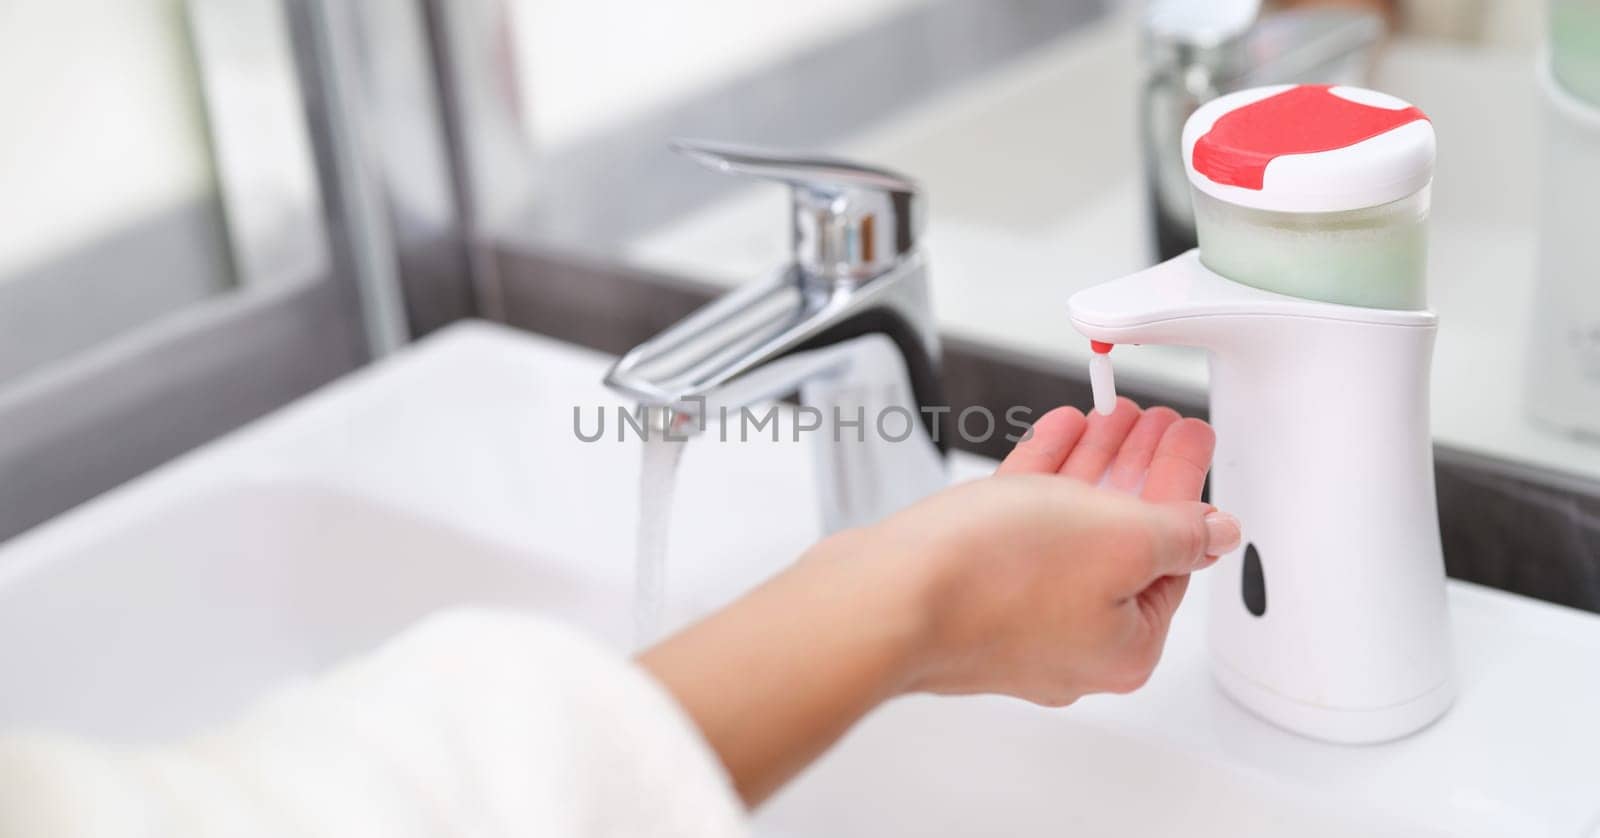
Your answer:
1089;353;1116;416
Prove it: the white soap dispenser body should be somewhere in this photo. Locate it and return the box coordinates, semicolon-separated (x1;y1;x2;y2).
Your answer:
1203;293;1453;743
1069;253;1455;744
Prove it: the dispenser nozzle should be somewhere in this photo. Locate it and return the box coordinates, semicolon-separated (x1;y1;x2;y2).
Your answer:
1088;342;1116;416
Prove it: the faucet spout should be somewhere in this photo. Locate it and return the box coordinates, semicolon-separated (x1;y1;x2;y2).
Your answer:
605;144;947;533
605;261;941;430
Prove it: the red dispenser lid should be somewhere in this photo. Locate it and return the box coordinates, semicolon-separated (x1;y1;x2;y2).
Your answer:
1182;84;1434;213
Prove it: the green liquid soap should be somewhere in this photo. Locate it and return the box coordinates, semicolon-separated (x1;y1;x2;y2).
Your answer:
1192;186;1430;310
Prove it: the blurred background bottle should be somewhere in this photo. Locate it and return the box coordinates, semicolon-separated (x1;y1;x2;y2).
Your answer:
1525;0;1600;437
1551;0;1600;102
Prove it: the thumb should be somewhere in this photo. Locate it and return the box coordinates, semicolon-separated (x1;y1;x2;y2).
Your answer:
1143;502;1242;578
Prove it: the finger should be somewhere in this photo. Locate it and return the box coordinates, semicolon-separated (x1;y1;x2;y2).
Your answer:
1058;397;1141;483
1139;418;1216;504
996;407;1087;476
1106;407;1181;492
1142;501;1242;580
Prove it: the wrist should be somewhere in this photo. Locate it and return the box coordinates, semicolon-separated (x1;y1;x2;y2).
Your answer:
797;525;943;700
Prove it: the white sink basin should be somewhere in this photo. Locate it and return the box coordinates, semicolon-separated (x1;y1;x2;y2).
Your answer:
0;483;630;742
0;322;1596;836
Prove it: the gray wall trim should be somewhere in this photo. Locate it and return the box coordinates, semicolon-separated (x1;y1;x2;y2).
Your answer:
0;278;365;543
0;198;234;388
284;0;410;355
417;0;505;326
188;0;330;290
1433;446;1600;612
491;243;1600;614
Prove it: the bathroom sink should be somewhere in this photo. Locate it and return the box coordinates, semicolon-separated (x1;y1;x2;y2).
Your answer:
0;483;631;741
0;322;1597;836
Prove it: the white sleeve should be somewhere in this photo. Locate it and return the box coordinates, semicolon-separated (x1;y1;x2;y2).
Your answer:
0;609;750;838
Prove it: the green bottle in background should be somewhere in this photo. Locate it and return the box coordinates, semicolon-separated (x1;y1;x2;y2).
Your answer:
1526;0;1600;436
1552;0;1600;106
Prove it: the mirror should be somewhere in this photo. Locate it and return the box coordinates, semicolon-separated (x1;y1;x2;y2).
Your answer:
456;0;1600;487
0;0;327;391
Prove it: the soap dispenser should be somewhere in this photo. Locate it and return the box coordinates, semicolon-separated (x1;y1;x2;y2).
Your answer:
1069;85;1453;744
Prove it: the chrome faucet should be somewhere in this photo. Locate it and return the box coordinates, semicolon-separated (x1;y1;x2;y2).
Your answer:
605;142;947;533
1142;2;1384;260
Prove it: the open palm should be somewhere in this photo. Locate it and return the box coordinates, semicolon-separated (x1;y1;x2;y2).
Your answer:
997;397;1218;626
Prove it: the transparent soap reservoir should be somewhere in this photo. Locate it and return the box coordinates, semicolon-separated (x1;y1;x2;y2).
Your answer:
1191;184;1430;310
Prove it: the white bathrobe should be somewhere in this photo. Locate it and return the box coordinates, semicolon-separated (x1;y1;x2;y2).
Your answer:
0;610;749;838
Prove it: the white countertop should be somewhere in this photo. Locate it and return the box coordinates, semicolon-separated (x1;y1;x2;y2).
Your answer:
624;14;1600;485
1;321;1597;834
0;321;1593;831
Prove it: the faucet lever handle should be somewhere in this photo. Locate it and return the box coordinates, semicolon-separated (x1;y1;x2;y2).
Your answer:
670;140;918;195
670;139;923;283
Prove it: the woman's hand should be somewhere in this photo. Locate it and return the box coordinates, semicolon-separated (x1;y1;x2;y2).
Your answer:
880;399;1239;705
640;399;1237;807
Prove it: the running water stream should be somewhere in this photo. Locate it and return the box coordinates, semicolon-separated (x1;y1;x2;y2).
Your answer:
633;406;690;649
